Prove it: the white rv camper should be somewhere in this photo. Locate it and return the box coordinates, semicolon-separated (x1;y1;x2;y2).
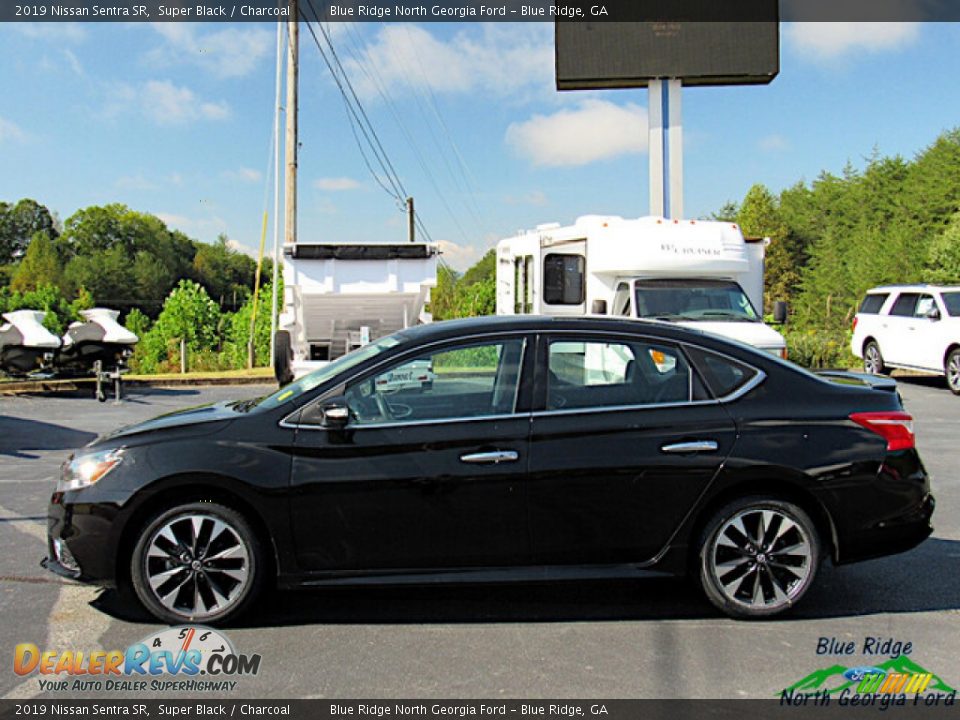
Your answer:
496;215;786;356
275;242;438;383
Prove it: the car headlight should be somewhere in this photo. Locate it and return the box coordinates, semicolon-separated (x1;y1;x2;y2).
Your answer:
58;449;123;493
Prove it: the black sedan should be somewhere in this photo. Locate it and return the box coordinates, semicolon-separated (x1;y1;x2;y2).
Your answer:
44;316;934;623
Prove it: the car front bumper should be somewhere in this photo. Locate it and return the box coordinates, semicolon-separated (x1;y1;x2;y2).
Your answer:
43;492;121;587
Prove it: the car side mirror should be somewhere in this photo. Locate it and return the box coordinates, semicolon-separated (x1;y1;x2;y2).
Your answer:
926;307;941;321
320;396;350;428
591;299;608;315
773;301;789;325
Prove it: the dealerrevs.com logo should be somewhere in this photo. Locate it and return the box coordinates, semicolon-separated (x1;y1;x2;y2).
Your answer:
13;626;261;693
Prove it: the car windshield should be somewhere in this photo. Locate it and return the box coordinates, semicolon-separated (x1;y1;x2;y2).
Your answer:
634;280;760;322
253;335;403;411
941;292;960;317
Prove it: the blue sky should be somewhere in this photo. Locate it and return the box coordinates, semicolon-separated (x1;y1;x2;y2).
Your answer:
1;21;960;269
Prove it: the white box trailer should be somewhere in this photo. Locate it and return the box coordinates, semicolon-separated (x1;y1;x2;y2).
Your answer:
275;242;438;383
496;215;786;356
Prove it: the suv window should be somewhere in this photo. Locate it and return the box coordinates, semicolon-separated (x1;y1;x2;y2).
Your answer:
859;294;888;314
685;346;760;398
942;292;960;317
343;338;525;425
889;293;920;317
914;295;936;318
546;338;697;410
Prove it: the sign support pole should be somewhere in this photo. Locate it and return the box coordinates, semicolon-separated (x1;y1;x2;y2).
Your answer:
648;78;684;219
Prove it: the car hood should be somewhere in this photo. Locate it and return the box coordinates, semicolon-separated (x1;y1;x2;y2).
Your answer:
97;401;239;444
677;320;786;352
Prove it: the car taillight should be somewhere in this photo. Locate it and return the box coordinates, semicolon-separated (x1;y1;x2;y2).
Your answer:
849;411;915;451
780;347;788;360
852;316;858;332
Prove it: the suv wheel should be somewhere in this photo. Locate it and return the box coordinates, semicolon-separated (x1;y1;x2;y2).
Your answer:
698;497;820;619
946;349;960;395
863;341;888;375
131;502;264;625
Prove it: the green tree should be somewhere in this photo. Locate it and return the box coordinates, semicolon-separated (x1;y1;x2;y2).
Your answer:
737;184;794;312
135;280;221;373
11;231;64;293
925;212;960;283
0;199;59;265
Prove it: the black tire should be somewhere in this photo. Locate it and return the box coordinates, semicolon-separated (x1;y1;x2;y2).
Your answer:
698;497;820;619
863;341;888;376
273;330;293;387
946;348;960;395
130;502;264;626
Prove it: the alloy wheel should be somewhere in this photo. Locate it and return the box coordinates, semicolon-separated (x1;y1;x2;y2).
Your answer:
864;344;883;374
143;513;251;620
947;351;960;394
707;507;813;613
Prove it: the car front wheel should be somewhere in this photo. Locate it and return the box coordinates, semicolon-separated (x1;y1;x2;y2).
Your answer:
699;497;820;619
131;502;264;625
863;341;887;375
946;349;960;395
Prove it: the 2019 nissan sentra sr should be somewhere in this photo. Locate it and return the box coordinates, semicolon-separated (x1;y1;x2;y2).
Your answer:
44;316;934;623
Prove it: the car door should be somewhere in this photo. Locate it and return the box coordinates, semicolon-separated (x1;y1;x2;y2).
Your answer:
908;293;942;370
288;334;533;573
882;292;920;366
527;333;739;565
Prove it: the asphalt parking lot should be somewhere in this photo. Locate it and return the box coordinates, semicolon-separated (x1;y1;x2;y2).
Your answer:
0;378;957;700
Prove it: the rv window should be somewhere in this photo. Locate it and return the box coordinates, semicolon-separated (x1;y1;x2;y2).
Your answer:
543;254;585;306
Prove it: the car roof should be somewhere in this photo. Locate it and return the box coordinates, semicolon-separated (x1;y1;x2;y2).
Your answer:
395;314;712;346
865;284;960;293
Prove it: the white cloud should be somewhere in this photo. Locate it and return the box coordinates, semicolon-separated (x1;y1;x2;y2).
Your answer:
314;177;362;191
224;167;263;183
344;24;554;102
63;49;84;77
439;240;485;272
758;134;790;153
146;24;273;79
225;238;260;259
784;22;920;60
156;212;228;241
141;80;230;125
506;100;648;167
0;117;28;145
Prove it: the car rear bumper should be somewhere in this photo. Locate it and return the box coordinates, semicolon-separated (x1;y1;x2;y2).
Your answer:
835;492;935;565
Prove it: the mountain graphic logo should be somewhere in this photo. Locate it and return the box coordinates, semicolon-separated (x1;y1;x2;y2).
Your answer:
782;655;956;696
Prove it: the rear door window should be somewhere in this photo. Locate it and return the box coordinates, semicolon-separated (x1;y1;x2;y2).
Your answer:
543;254;585;305
546;338;699;410
889;293;920;317
914;295;936;318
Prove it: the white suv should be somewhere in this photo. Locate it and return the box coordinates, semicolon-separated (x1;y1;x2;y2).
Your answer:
851;284;960;394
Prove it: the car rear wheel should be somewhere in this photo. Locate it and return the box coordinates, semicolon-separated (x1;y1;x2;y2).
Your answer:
131;502;264;625
699;497;820;619
946;349;960;395
863;341;888;375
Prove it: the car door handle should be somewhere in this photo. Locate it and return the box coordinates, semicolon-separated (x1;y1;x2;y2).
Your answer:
661;441;719;454
459;450;519;465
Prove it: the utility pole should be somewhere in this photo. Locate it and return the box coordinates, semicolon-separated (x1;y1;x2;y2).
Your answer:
285;3;298;248
407;197;415;243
